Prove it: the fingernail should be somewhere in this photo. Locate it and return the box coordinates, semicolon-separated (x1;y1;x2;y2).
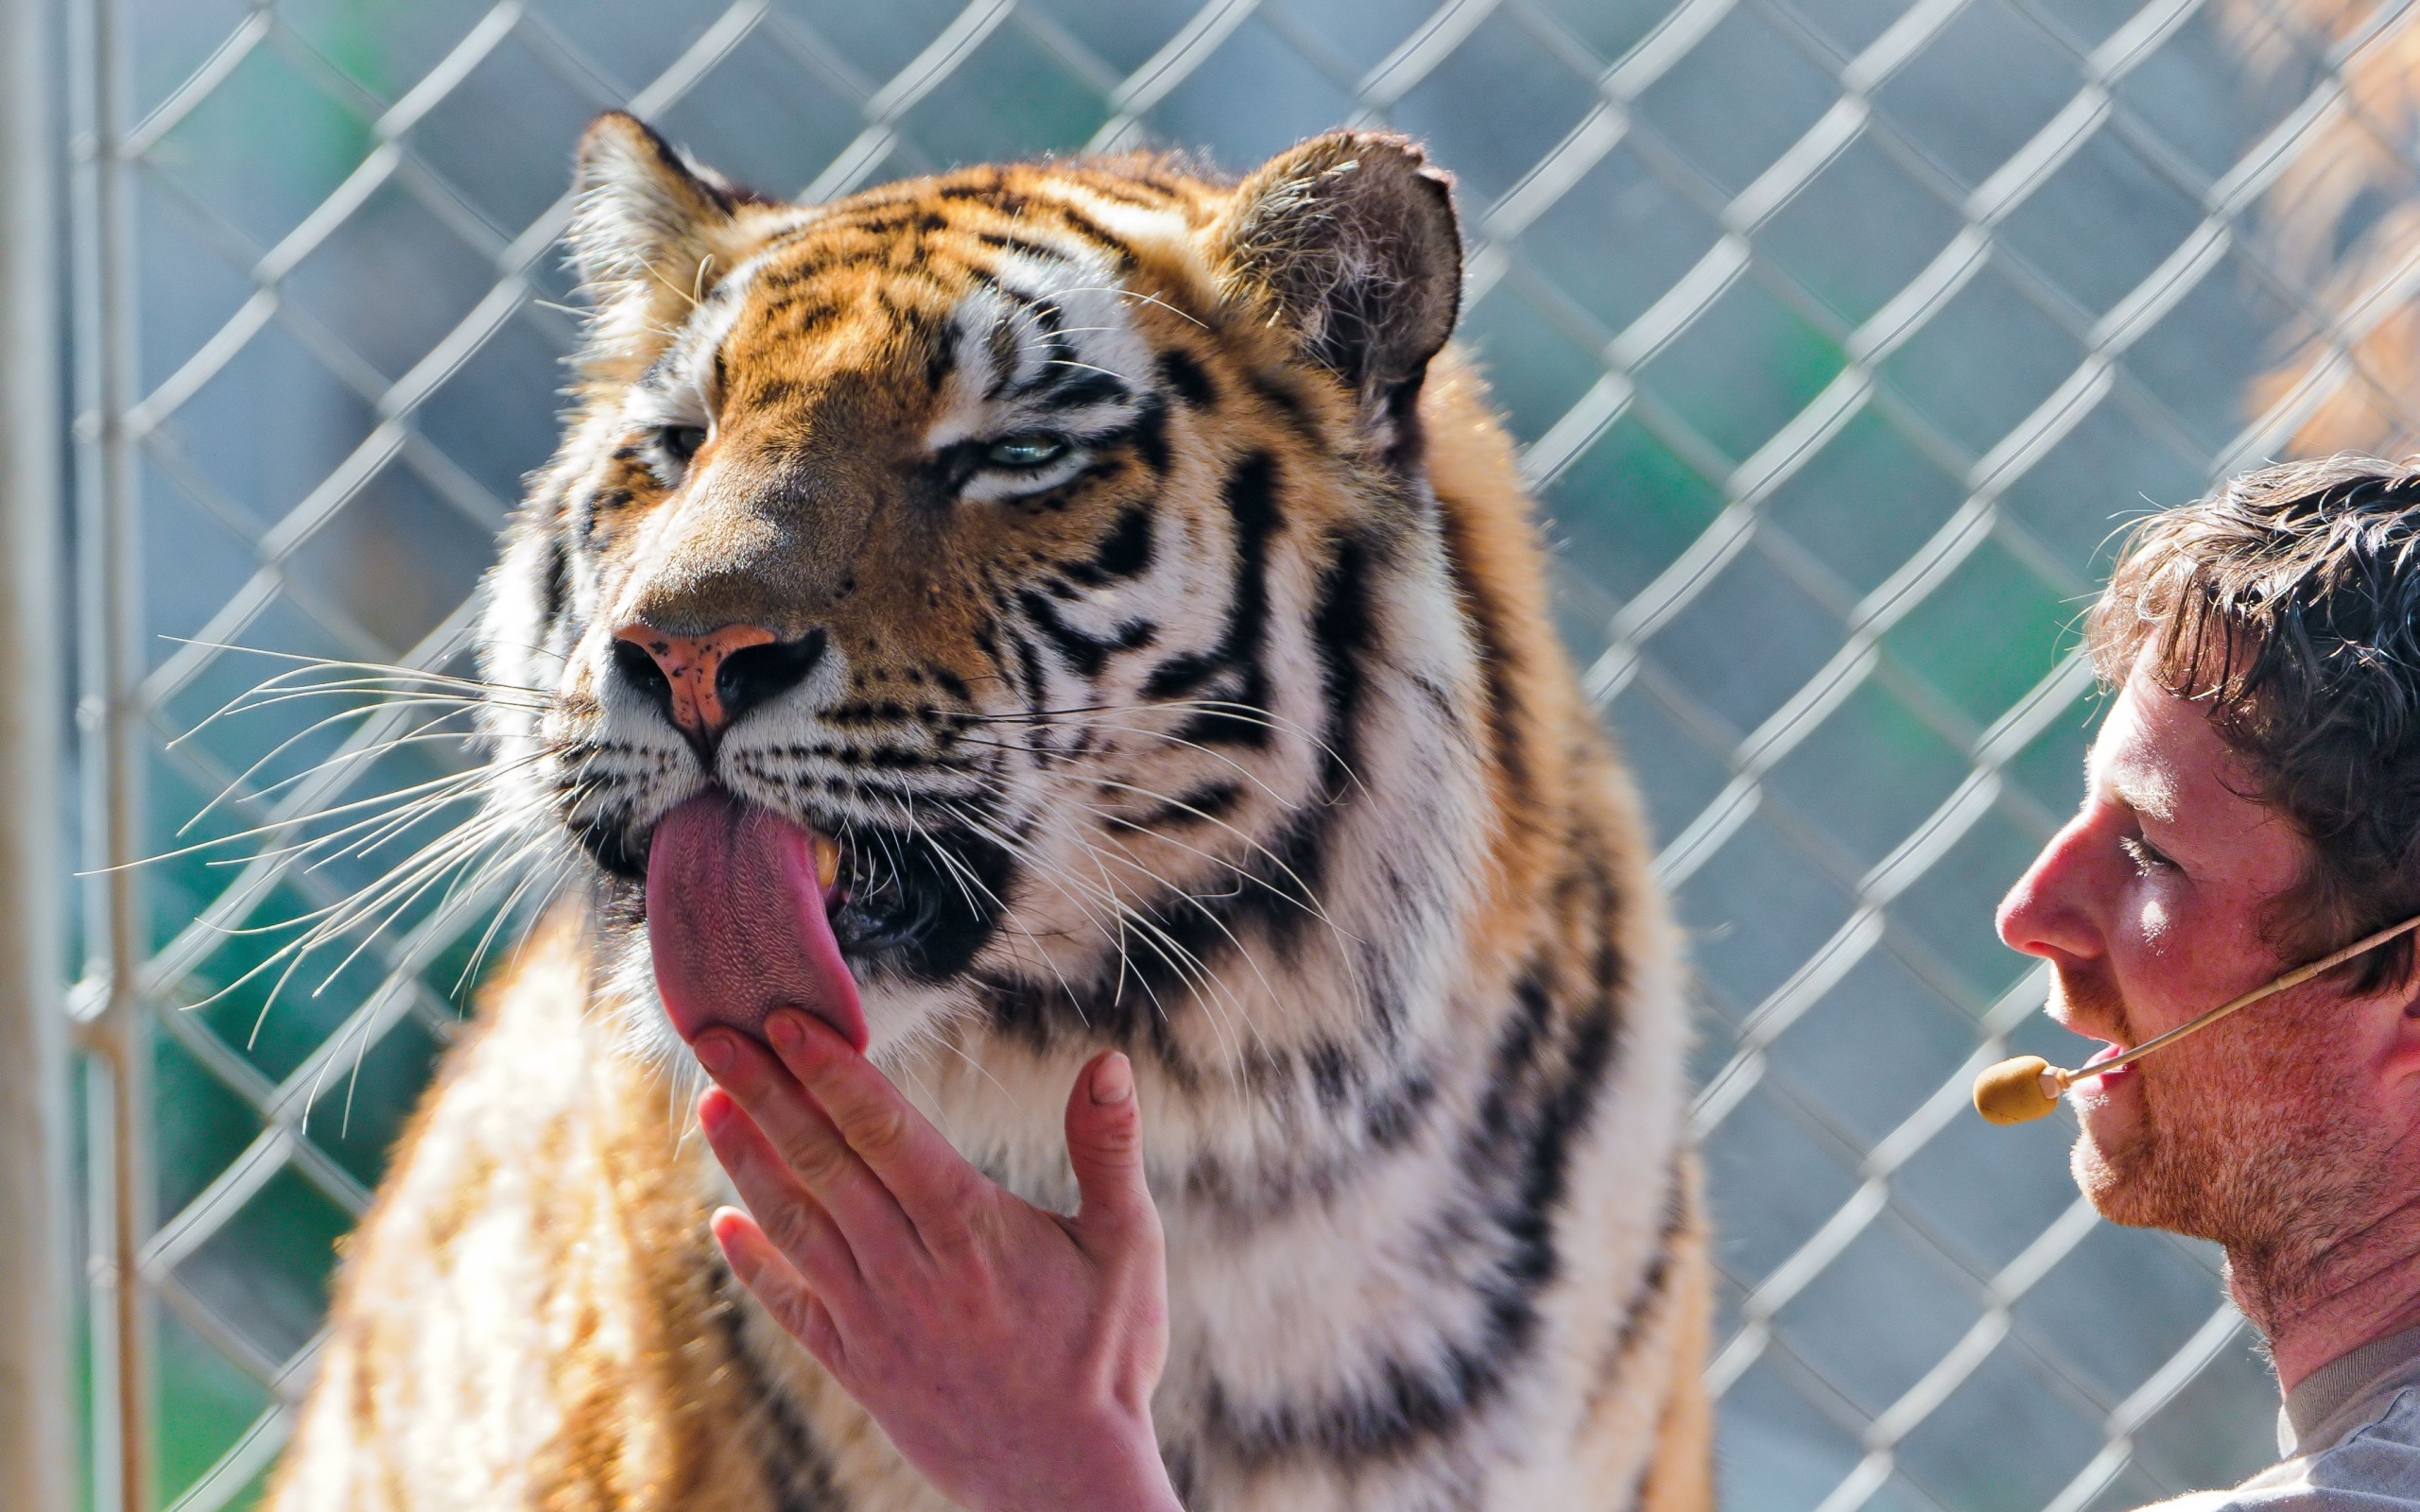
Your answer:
767;1011;805;1053
1092;1052;1133;1105
696;1033;735;1075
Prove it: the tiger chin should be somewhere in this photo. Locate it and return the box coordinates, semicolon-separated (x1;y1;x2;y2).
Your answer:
268;113;1713;1512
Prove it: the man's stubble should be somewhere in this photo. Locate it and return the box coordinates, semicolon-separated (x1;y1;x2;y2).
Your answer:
2063;965;2395;1313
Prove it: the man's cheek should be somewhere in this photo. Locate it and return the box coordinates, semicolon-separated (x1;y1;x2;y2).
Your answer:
2070;1066;2147;1155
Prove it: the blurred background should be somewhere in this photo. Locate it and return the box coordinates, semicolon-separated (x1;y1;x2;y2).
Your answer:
4;0;2418;1507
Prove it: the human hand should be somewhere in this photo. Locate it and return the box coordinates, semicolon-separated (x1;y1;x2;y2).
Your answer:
692;1010;1180;1512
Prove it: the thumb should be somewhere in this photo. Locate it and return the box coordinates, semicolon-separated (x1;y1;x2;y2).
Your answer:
1065;1051;1157;1245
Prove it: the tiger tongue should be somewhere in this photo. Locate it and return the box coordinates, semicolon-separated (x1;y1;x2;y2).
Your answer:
645;792;866;1052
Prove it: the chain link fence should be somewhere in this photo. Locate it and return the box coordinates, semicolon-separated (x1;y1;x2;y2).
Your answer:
47;0;2420;1506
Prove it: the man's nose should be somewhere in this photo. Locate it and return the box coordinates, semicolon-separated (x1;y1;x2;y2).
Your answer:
1996;815;2105;967
610;621;829;746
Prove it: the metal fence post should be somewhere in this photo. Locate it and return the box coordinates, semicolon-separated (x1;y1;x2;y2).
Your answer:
63;0;148;1501
0;0;75;1506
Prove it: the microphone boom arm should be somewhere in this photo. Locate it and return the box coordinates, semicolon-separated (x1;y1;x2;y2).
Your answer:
1974;910;2420;1125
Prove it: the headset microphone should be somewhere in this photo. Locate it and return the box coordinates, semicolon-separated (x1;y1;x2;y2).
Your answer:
1973;910;2420;1125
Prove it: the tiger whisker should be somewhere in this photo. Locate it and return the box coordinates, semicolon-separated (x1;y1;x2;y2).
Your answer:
1026;811;1275;1058
1041;357;1134;384
966;699;1358;787
111;763;510;876
179;779;537;1023
162;638;545;700
927;733;1340;936
939;726;1294;814
930;788;1254;1046
441;833;578;999
182;713;490;837
1049;284;1209;330
301;812;534;997
322;838;564;1137
898;806;1095;1022
1078;774;1349;939
932;794;1206;1036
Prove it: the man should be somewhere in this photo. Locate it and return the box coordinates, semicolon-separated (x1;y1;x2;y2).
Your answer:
690;455;2420;1508
1995;455;2420;1505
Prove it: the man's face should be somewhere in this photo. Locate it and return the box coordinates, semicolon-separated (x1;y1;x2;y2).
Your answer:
1996;661;2391;1260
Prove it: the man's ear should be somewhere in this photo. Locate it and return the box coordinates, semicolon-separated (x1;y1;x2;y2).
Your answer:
566;112;755;366
2370;943;2420;1091
1213;131;1461;426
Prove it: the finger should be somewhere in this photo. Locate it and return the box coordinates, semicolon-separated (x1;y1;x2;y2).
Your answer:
694;1028;912;1255
1065;1052;1160;1252
762;1011;988;1246
698;1088;863;1298
711;1206;847;1373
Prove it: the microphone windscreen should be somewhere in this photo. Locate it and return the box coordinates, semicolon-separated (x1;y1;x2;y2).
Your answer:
1974;1056;2059;1125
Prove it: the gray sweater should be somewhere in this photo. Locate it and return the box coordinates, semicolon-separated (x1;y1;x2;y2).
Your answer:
2155;1325;2420;1510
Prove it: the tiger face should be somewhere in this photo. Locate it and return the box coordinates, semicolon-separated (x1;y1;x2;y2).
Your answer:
479;115;1485;1072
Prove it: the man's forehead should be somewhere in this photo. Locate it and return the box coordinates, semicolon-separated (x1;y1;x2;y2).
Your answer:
2102;750;2179;824
2086;664;2301;861
2091;674;2219;810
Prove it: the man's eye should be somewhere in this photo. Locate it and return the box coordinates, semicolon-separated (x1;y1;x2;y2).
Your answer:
658;425;707;465
985;435;1066;469
2120;834;2176;874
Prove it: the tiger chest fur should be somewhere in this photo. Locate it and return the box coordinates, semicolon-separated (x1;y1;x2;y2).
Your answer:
268;116;1712;1512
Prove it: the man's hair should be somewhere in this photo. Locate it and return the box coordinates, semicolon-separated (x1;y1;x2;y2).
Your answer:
2091;455;2420;990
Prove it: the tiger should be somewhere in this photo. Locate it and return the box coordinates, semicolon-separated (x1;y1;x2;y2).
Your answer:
267;113;1712;1511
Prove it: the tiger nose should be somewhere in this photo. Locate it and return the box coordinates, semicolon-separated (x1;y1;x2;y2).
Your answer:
610;622;828;746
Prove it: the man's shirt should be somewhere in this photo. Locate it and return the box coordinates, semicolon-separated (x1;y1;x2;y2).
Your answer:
2154;1325;2420;1509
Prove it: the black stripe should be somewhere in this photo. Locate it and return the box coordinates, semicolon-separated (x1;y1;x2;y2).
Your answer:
1063;505;1155;586
1582;1150;1690;1420
1044;203;1135;268
970;231;1067;265
763;293;844;336
712;1286;842;1512
1198;958;1622;1467
1148;452;1280;746
941;180;1029;215
1129;397;1172;476
1016;588;1155;679
990;522;1379;1050
983;942;1204;1083
1156;348;1216;408
1034;369;1132;408
840;208;949;238
741;376;802;408
1104;779;1244;833
1027;298;1080;381
1204;530;1378;956
1248;369;1321;442
978;834;1297;1070
1007;623;1051;750
1454;550;1530;809
537;534;569;627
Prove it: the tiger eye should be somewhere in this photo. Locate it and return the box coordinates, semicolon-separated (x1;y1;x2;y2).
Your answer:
660;424;707;463
985;435;1065;469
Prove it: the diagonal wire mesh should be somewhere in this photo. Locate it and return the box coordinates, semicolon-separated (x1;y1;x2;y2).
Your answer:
50;0;2420;1507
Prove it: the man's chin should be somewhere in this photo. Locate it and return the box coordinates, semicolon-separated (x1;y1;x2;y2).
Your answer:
2070;1106;2230;1238
2071;1132;2156;1226
2066;1072;2161;1219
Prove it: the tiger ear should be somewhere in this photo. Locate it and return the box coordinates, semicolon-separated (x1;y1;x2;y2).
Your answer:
566;112;754;361
1214;131;1462;419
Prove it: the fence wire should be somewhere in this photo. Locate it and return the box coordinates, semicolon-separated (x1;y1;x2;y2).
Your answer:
54;0;2420;1507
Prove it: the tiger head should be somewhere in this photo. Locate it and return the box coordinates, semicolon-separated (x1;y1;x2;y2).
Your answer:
479;114;1511;1091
